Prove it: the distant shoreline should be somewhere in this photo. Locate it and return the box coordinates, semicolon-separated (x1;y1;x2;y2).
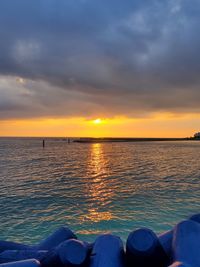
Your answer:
1;137;200;143
73;137;200;143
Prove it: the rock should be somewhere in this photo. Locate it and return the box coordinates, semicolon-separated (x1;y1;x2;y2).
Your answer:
126;228;169;267
172;220;200;267
90;234;125;267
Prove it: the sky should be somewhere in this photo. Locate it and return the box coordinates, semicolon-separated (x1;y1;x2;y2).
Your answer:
0;0;200;137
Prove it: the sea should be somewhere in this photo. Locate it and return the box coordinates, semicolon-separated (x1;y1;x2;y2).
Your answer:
0;137;200;244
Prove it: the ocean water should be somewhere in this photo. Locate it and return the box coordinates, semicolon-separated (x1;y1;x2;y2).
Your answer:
0;138;200;244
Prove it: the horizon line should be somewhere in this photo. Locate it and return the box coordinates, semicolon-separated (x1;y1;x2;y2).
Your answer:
0;136;192;139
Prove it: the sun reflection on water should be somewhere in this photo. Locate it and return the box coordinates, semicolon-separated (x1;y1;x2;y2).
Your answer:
83;143;114;222
88;143;106;176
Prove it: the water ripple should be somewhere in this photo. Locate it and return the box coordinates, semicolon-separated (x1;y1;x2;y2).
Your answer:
0;138;200;243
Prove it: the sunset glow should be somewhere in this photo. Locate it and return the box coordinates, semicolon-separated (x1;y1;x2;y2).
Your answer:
1;113;200;138
1;1;200;138
93;118;103;125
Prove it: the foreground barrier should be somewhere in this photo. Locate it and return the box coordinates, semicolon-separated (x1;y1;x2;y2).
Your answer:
158;229;173;260
41;239;90;267
35;227;77;250
90;234;125;267
0;227;76;254
0;214;200;267
0;240;90;267
0;243;31;254
0;259;41;267
126;228;169;267
169;262;192;267
0;251;47;264
189;213;200;223
171;220;200;267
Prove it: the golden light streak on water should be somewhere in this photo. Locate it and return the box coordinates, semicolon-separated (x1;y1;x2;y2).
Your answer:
83;143;114;222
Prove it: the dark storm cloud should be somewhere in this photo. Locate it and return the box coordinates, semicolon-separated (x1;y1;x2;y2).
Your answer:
0;0;200;119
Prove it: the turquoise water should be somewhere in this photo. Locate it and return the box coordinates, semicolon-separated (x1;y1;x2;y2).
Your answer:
0;138;200;244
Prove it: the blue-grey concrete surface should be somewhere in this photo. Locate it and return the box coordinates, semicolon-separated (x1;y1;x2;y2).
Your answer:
0;213;200;267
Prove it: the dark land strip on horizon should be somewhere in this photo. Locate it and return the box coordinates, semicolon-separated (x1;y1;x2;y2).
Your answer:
73;137;200;143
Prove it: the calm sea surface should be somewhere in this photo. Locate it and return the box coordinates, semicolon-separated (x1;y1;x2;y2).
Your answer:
0;138;200;244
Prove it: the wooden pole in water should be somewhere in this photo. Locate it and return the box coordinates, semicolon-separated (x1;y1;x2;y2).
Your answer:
43;140;45;148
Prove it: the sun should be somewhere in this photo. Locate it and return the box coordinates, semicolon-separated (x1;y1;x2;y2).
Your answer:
93;118;102;124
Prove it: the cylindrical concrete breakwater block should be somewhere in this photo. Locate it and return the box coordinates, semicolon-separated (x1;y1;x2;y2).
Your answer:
126;228;169;267
0;242;32;254
0;251;47;264
36;227;77;250
90;234;125;267
188;213;200;223
169;262;192;267
158;229;173;259
0;227;76;253
41;239;90;267
172;220;200;267
0;259;41;267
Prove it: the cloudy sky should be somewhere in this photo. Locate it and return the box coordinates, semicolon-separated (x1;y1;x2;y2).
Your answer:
0;0;200;137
